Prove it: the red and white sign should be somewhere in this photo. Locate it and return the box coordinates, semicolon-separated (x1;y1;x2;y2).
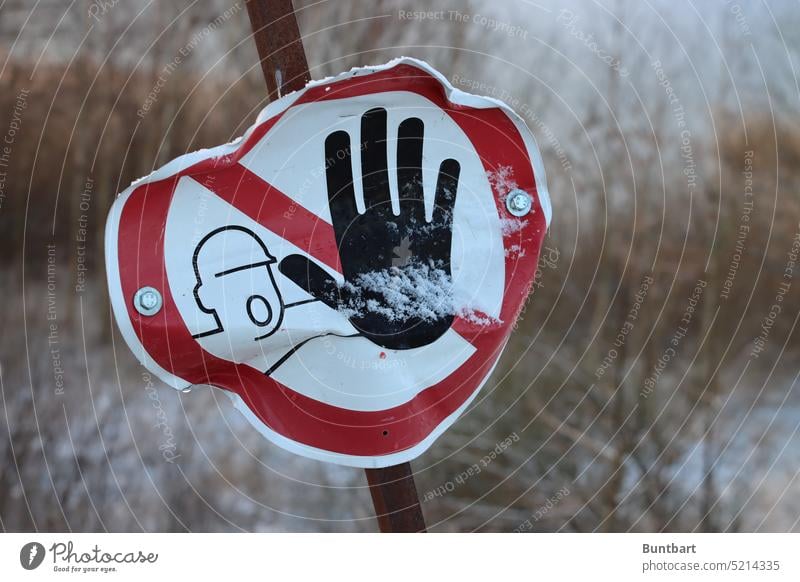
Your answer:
105;58;551;467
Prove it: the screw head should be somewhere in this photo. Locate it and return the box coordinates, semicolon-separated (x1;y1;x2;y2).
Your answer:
133;286;162;316
506;189;532;217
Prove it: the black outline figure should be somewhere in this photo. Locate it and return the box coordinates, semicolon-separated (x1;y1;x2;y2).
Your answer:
192;225;286;341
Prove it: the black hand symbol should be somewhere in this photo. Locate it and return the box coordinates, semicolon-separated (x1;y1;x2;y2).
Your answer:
279;107;460;350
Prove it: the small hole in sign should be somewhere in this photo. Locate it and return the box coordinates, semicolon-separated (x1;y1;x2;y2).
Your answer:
382;430;389;436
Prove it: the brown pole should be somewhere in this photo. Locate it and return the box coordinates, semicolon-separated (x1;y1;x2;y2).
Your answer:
244;0;427;533
245;0;310;100
365;463;427;533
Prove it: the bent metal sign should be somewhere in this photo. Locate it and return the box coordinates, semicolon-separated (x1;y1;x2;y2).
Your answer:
105;58;551;468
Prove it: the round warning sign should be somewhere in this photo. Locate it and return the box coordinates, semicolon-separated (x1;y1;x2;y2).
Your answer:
105;58;551;467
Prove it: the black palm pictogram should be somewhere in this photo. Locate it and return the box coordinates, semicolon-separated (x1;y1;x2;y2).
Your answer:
279;107;461;350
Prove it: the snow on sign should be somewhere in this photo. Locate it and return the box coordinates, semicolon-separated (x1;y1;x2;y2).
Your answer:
105;58;551;468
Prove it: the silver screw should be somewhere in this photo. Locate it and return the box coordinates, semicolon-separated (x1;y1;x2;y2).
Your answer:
506;189;532;217
133;286;162;316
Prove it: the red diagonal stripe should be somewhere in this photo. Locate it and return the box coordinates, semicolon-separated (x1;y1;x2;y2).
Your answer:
193;163;341;273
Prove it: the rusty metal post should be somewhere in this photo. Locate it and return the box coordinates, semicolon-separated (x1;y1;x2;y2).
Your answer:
245;0;310;100
365;463;427;533
244;0;427;533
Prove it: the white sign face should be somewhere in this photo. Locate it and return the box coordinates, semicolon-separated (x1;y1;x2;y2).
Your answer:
106;58;551;468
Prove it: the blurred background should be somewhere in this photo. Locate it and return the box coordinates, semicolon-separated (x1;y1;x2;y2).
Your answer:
2;0;800;532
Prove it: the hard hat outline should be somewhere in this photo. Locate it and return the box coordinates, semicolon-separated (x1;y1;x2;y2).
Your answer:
191;225;284;340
